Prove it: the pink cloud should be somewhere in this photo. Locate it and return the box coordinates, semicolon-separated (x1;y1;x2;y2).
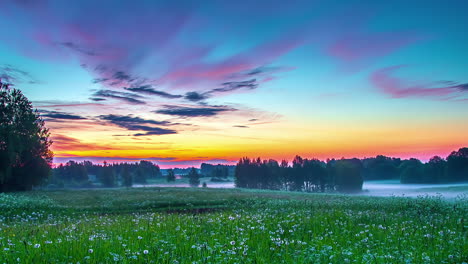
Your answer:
1;1;301;95
327;32;421;70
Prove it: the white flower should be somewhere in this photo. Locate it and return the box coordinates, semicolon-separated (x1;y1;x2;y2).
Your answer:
230;241;235;245
138;236;143;240
4;248;9;251
143;250;149;254
88;249;93;254
34;244;40;248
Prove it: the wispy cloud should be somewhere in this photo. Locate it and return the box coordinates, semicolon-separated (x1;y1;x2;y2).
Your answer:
39;110;87;120
370;65;468;100
92;89;146;105
212;79;258;93
51;134;116;152
326;32;421;71
0;0;303;101
124;85;183;99
155;105;235;117
0;65;39;84
98;114;176;136
99;114;171;126
60;42;97;56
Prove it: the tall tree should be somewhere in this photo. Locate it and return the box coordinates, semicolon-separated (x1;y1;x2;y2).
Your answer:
424;156;446;183
99;162;115;187
0;79;53;192
446;148;468;182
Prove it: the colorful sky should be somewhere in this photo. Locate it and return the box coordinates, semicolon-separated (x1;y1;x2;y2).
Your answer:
1;0;467;167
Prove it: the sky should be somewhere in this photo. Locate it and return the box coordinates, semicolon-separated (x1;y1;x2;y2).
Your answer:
0;0;467;168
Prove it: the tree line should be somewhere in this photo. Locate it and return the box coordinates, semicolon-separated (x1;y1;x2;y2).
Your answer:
235;157;363;192
235;148;468;193
49;160;162;188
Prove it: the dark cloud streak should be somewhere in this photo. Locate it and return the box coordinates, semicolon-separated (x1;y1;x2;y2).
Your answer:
39;110;86;120
124;86;183;99
154;105;234;117
98;114;176;136
92;89;146;104
184;91;210;101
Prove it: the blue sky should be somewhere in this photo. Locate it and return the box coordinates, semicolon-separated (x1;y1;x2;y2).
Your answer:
0;0;467;167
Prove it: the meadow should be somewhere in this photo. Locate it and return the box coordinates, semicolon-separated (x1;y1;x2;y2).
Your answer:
0;188;467;263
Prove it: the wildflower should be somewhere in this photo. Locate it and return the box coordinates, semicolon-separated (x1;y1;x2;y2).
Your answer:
143;250;149;254
4;248;9;251
230;241;235;245
34;244;40;248
138;236;143;240
89;249;93;254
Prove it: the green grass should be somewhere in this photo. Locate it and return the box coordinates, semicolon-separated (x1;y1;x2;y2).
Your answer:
0;188;467;263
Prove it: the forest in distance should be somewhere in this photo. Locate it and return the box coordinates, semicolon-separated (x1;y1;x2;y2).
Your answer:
47;148;468;193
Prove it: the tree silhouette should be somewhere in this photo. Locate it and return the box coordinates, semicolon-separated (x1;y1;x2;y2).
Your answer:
446;148;468;182
331;159;363;193
122;165;132;188
0;79;53;192
166;168;176;182
399;158;424;183
188;167;200;187
99;162;115;187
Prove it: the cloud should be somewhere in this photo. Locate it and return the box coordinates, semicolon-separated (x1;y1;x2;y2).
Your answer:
370;65;468;100
212;79;258;93
33;100;104;109
327;32;421;70
98;114;176;136
234;66;295;79
0;65;39;84
0;1;304;98
456;83;468;91
89;97;106;101
133;128;177;136
124;85;183;99
184;91;209;102
92;89;145;104
51;134;115;152
99;114;171;126
39;110;86;120
60;42;97;56
154;105;235;117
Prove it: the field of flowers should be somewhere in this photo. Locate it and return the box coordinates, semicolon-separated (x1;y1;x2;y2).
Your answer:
0;188;467;263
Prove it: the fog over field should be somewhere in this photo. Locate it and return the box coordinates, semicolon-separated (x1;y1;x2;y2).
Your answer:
134;179;468;199
361;181;468;199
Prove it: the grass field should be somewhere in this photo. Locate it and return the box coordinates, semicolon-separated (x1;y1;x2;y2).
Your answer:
0;188;467;263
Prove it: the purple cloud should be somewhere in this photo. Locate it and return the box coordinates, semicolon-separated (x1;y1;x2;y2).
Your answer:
370;65;468;100
327;32;421;70
0;0;301;98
